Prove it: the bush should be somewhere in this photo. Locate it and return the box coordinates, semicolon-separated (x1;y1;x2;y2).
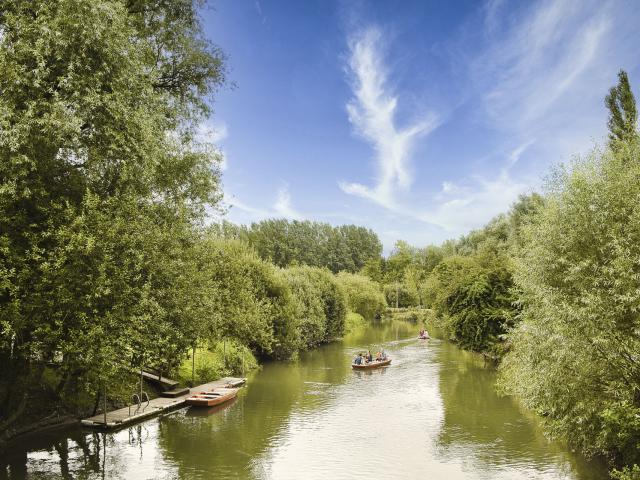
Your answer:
344;311;367;333
428;254;515;352
177;340;258;385
199;238;300;360
282;266;347;345
336;272;386;320
383;283;419;308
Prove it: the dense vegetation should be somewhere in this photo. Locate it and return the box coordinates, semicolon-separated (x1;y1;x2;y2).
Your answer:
1;1;638;477
212;219;382;273
380;71;640;477
0;0;386;445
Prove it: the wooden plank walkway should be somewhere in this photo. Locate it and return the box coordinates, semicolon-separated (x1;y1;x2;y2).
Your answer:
81;377;246;429
140;370;180;389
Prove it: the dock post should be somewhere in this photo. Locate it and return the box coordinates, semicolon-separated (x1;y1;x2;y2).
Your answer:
192;344;196;387
103;383;107;426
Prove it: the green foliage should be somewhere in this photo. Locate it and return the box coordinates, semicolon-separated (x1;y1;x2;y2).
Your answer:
384;283;420;308
429;254;516;352
0;0;226;430
198;238;300;360
229;219;382;273
177;341;258;386
605;70;638;146
335;272;386;320
499;142;640;468
612;465;640;480
385;307;434;324
344;312;367;333
282;266;328;348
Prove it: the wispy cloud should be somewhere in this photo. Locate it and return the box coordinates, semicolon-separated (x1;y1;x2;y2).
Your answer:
224;184;304;222
273;184;304;220
474;0;611;132
340;27;439;209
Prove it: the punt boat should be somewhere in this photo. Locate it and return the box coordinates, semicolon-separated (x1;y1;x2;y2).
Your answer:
351;358;392;370
185;387;239;407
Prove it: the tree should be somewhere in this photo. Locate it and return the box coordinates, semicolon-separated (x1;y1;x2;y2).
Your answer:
0;0;226;434
499;143;640;470
605;70;638;146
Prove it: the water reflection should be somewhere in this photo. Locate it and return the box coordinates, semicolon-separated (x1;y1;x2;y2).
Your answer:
434;341;608;479
0;319;607;479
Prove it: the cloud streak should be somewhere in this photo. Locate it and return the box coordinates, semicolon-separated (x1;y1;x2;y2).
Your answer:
340;27;439;209
225;184;304;222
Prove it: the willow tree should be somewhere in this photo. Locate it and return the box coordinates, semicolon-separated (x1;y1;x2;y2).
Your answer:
499;143;640;472
0;0;226;433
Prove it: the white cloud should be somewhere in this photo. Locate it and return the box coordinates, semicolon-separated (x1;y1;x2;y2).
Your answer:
273;184;304;220
474;0;611;132
223;184;304;222
340;27;439;209
196;121;229;144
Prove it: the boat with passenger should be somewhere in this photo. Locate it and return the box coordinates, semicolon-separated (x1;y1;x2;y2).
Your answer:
352;358;392;369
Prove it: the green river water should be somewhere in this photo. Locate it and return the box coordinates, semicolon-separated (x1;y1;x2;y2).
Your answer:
0;319;608;479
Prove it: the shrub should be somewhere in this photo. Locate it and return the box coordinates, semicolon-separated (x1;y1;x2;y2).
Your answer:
336;272;386;320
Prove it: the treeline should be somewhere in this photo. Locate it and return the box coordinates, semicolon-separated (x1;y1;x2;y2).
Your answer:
212;219;382;273
384;71;640;478
0;0;387;443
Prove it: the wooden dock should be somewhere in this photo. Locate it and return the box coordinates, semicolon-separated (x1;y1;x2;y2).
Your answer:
81;377;246;429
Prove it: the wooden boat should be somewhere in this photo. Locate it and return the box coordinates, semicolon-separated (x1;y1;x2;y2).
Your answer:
185;387;239;407
352;358;391;370
419;334;430;340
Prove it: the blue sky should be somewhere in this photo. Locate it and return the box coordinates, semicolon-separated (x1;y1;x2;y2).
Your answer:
201;0;640;252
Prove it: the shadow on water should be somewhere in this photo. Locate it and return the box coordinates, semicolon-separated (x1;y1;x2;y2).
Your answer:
0;318;608;479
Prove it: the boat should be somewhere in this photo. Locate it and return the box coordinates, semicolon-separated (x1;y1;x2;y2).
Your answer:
419;334;430;340
185;387;239;407
351;358;392;369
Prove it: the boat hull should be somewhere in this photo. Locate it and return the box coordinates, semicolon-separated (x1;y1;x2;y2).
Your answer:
352;358;392;369
186;387;239;407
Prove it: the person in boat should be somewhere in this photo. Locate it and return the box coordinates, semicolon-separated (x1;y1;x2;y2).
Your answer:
375;351;382;361
366;351;373;363
354;353;363;365
419;328;425;337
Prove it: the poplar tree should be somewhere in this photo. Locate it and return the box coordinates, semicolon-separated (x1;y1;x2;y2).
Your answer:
605;70;638;146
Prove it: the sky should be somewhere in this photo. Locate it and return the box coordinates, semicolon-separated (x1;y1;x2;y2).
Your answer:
201;0;640;252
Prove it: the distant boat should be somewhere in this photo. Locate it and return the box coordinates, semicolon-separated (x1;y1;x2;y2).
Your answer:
185;387;239;407
352;358;392;369
419;334;430;340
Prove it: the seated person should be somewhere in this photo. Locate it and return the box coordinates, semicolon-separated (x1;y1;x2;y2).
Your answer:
354;353;363;365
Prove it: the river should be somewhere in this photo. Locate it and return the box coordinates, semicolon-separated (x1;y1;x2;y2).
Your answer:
0;318;607;479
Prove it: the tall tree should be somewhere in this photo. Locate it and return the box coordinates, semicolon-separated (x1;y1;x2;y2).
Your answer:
605;70;638;146
0;0;226;434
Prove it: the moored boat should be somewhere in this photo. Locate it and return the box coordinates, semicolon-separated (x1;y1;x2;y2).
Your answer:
185;387;239;407
352;358;392;369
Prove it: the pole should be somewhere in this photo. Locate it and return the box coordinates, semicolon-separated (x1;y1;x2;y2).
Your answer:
396;282;399;309
223;339;226;368
139;366;143;403
103;382;107;426
191;344;196;387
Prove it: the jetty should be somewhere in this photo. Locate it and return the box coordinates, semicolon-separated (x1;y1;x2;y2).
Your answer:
81;377;246;429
